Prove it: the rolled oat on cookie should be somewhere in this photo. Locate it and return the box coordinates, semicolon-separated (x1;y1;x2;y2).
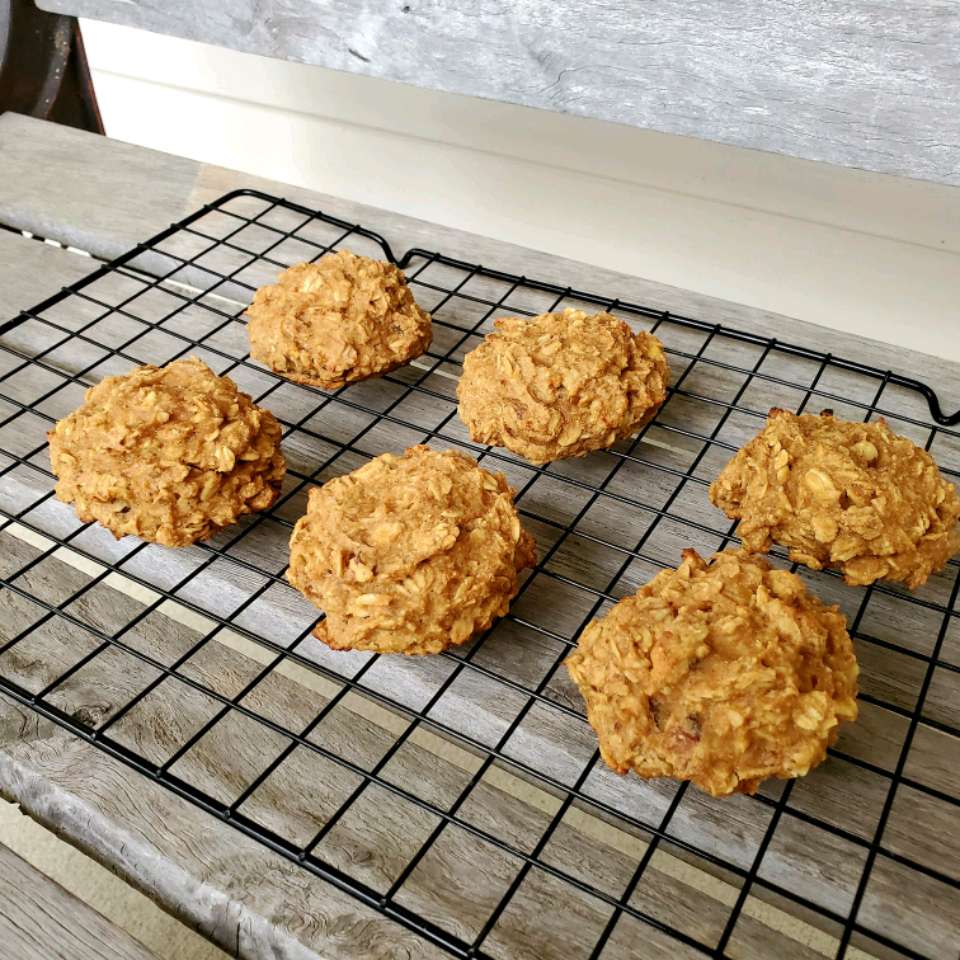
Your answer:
710;409;960;588
288;445;536;655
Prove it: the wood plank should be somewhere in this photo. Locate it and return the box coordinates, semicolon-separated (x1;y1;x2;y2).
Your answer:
0;231;95;320
38;0;960;186
0;533;453;957
0;840;159;960
0;115;197;256
3;526;937;959
0;696;451;960
1;114;958;416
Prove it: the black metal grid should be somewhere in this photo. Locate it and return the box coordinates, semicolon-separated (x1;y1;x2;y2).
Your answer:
0;189;958;960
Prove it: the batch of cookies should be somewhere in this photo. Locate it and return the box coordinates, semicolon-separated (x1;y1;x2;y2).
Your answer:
48;249;960;799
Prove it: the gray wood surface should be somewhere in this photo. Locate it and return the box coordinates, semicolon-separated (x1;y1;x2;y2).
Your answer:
0;116;958;960
37;0;960;186
0;230;94;318
2;113;959;414
5;520;956;959
0;695;449;960
0;840;159;960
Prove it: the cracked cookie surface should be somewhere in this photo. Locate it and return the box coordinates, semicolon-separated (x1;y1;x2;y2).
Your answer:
48;357;285;546
565;549;858;797
288;445;536;655
246;250;432;389
457;309;668;464
710;409;960;588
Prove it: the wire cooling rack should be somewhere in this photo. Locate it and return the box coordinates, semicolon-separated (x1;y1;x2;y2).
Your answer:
0;189;958;960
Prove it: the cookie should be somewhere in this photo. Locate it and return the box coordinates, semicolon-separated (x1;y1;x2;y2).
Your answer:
246;250;432;389
457;309;668;464
565;549;858;797
710;409;960;588
288;445;536;655
48;357;285;547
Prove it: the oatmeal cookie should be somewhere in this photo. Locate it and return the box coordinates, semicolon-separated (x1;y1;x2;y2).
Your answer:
48;357;285;547
246;250;432;389
565;549;858;797
710;409;960;588
457;309;668;464
288;445;536;655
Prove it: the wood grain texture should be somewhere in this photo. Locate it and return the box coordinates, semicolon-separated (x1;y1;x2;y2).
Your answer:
0;116;197;256
0;524;450;958
1;118;960;959
0;231;95;319
6;526;947;958
0;699;450;960
1;114;959;419
0;841;159;960
37;0;960;185
1;310;958;959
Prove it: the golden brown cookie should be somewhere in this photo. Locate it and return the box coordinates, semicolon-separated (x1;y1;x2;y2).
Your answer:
457;309;668;464
710;409;960;588
565;549;858;797
246;250;432;389
48;357;285;547
288;445;536;655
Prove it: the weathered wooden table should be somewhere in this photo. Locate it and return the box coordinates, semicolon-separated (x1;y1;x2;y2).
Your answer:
1;113;958;960
0;838;160;959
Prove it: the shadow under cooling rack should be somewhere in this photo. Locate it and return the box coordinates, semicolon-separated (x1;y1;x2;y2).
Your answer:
0;188;958;960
